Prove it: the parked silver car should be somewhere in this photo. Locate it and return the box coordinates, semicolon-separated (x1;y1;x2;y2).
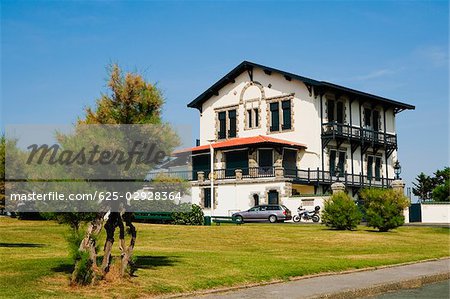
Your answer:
232;205;292;223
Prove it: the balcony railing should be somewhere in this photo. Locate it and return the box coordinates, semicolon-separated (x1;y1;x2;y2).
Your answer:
322;122;397;147
284;168;394;188
147;167;394;188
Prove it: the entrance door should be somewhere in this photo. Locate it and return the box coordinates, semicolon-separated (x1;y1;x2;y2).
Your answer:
283;149;297;177
259;149;273;175
268;190;279;205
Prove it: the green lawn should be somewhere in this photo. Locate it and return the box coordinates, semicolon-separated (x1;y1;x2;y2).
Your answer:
0;217;449;298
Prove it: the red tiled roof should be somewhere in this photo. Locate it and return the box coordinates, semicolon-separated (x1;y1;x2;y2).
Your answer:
174;135;307;154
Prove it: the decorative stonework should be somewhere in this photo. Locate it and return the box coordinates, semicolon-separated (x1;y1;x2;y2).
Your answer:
391;179;405;194
239;81;265;105
284;182;292;197
235;169;243;180
197;171;205;182
331;182;346;194
275;166;284;178
248;192;263;206
214;105;240;141
265;94;295;135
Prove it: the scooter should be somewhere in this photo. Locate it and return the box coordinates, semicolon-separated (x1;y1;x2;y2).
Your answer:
293;205;320;223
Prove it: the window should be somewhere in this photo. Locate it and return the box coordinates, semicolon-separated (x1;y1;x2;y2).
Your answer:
192;154;210;180
372;110;380;131
228;110;236;137
253;194;259;206
247;109;253;128
375;157;381;180
327;99;335;122
327;99;344;124
330;149;346;176
367;156;373;180
204;188;211;208
268;190;279;205
282;100;291;130
269;98;293;132
270;102;279;131
246;108;259;129
283;149;297;176
218;111;226;139
217;109;237;139
225;150;248;177
336;102;344;124
367;155;382;181
364;108;372;128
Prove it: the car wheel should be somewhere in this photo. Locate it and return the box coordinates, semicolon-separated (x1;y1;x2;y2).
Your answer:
234;215;243;223
312;215;320;223
269;215;277;223
293;215;300;222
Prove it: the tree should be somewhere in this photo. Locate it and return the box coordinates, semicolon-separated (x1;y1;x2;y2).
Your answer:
360;188;409;232
412;172;433;201
412;168;450;202
322;192;362;230
45;64;180;284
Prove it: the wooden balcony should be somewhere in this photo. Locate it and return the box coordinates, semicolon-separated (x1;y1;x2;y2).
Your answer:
321;122;397;149
146;167;394;189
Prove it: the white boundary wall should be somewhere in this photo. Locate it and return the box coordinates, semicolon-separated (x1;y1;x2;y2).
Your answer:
421;203;450;223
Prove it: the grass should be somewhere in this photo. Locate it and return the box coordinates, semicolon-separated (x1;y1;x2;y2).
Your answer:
0;217;449;298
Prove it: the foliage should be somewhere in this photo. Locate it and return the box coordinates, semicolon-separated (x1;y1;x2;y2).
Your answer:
432;180;450;202
322;192;362;230
43;212;98;231
412;172;433;200
360;188;410;232
413;167;449;202
172;204;204;225
66;228;99;285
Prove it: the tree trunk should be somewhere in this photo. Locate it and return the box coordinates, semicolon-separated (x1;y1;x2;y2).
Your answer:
101;212;119;275
71;215;103;284
120;212;136;276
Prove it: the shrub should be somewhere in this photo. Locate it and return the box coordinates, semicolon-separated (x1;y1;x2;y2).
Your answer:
66;229;96;285
172;204;204;225
360;188;409;232
322;192;362;230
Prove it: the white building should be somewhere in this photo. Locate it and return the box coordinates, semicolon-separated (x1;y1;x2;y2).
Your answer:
165;61;415;216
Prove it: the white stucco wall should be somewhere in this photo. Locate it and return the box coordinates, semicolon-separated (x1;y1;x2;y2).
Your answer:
192;180;289;216
421;204;450;223
197;66;398;178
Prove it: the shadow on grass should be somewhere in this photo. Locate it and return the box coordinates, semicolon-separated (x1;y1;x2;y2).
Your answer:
50;255;179;276
0;242;45;248
134;255;179;270
52;263;74;274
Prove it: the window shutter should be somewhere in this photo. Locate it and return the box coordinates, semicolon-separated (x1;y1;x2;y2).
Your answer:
282;100;291;130
338;151;346;176
329;150;336;176
375;157;381;181
218;111;226;139
247;109;252;128
367;156;373;180
254;108;259;127
270;102;279;132
228;110;236;138
327;99;335;122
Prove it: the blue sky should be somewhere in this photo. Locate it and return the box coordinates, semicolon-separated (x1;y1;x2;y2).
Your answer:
1;1;448;191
